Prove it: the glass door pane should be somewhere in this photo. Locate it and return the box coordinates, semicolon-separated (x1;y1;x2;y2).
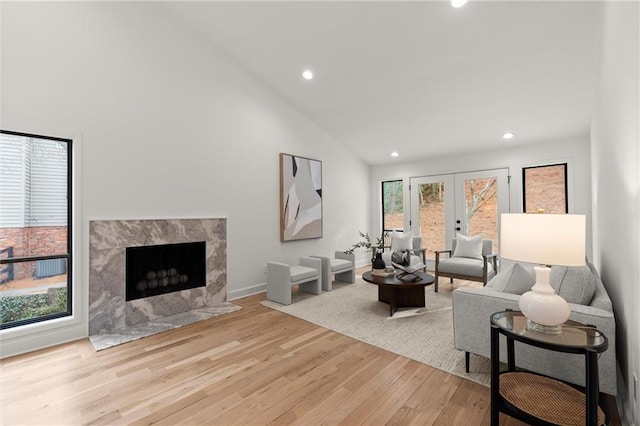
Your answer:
455;169;510;253
411;169;510;270
410;175;454;269
464;177;498;246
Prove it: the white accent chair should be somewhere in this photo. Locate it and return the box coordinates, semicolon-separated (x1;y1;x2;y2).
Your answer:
266;257;322;305
312;252;355;291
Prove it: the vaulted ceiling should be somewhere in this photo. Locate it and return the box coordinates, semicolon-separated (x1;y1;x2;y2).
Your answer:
164;1;601;165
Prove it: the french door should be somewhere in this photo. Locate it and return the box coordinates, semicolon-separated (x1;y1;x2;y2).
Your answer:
409;169;509;269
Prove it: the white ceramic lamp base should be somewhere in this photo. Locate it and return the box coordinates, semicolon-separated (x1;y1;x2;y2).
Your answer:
518;266;570;334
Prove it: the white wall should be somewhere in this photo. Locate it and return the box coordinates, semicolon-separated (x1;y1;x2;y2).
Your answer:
0;2;370;357
591;1;640;422
370;137;593;256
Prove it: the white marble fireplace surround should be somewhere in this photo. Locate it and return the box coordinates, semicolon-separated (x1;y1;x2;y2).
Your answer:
89;218;238;350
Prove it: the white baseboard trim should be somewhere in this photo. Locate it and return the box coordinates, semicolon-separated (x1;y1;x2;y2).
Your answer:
1;325;86;359
355;260;370;268
617;367;636;425
228;270;370;303
228;283;266;301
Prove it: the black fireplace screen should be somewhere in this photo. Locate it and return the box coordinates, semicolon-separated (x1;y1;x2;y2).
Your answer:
125;241;206;301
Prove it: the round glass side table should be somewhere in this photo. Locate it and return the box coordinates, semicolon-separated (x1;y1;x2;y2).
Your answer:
490;310;608;426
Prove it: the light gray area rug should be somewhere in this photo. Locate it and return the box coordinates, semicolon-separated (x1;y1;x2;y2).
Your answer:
261;278;491;387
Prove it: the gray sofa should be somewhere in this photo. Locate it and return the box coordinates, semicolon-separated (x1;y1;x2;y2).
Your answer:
452;260;617;395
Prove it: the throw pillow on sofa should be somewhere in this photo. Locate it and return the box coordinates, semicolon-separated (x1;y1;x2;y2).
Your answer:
490;262;535;295
453;233;483;260
551;264;596;305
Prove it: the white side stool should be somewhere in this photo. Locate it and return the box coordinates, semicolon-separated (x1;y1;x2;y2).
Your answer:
266;257;322;305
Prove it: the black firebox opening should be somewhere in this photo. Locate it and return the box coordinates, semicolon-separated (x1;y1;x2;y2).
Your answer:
125;241;206;302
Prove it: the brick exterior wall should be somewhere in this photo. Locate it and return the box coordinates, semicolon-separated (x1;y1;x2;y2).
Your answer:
0;227;68;280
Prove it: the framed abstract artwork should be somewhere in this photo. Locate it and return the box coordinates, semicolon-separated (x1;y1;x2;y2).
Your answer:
279;153;323;241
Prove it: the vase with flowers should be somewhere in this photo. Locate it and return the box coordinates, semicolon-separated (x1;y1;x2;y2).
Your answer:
345;231;389;269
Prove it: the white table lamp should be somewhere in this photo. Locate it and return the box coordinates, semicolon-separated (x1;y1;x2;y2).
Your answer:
500;213;586;334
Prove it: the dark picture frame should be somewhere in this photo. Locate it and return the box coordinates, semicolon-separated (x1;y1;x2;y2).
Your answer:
522;163;568;213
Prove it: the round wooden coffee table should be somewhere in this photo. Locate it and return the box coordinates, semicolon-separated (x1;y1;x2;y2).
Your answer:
362;270;435;316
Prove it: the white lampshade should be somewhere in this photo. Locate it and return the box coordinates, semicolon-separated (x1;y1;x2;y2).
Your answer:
500;213;586;334
500;213;586;266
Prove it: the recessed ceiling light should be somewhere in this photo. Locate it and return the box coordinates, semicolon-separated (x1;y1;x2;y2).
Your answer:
302;70;313;80
451;0;468;8
391;151;399;157
503;132;515;140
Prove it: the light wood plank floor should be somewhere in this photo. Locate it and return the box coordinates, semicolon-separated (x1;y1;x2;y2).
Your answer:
1;285;620;425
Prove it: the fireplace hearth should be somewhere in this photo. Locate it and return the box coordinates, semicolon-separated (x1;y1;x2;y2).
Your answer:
125;241;206;301
89;218;227;336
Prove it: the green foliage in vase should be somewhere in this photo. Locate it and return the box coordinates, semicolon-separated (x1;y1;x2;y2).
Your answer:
344;231;389;257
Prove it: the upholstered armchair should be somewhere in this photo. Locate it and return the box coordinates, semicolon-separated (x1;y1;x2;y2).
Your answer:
434;235;497;292
312;251;356;291
266;257;322;305
381;231;426;271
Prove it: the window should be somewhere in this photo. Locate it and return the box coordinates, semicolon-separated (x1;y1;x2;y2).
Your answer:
0;130;72;329
382;180;403;231
522;163;568;214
